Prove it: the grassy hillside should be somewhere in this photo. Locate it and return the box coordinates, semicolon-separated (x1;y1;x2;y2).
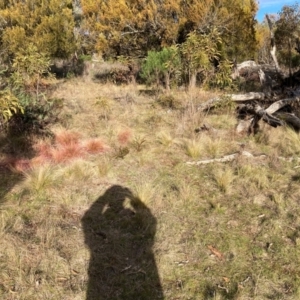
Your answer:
1;78;300;299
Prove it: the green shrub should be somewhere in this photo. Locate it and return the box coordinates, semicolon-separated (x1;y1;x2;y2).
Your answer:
210;59;234;89
0;90;24;127
141;46;181;89
8;93;63;135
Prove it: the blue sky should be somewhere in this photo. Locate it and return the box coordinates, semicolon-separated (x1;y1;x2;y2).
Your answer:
256;0;298;22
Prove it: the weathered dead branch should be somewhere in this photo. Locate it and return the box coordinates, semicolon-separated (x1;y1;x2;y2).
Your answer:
198;92;265;112
264;97;300;114
186;151;266;165
237;97;300;133
186;151;300;166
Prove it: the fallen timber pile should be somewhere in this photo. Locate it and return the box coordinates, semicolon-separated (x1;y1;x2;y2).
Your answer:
198;92;300;134
197;54;300;135
209;14;300;135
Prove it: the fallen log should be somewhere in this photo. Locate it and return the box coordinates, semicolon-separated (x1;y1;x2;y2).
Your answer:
225;15;300;134
274;112;300;131
198;92;266;112
250;104;284;130
231;93;266;101
264;97;300;114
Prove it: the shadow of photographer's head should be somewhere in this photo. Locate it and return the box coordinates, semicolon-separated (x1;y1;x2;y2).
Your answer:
101;184;135;209
85;184;146;217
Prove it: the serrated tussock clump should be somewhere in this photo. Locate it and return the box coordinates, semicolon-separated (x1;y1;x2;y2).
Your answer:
182;138;203;158
212;166;235;193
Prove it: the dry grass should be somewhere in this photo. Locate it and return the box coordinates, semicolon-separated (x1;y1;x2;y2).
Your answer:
212;166;235;193
1;78;300;299
182;138;203;158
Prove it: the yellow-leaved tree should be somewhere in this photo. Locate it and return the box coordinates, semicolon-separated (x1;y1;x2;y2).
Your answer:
0;0;76;127
80;0;215;58
80;0;258;64
0;0;76;59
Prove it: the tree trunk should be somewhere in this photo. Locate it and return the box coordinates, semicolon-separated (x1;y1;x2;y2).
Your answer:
266;14;281;74
189;72;197;90
164;71;170;91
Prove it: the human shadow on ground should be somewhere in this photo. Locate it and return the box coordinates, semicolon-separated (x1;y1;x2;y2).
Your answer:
82;185;164;300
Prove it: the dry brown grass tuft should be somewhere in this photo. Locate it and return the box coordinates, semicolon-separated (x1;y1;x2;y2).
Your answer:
22;164;57;193
212;165;235;193
182;138;203;158
156;130;177;147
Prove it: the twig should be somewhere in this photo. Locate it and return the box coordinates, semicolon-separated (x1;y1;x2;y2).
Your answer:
120;265;132;273
217;284;229;293
121;24;145;36
254;270;262;297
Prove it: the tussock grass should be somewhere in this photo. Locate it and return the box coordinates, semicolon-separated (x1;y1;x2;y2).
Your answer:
4;129;109;172
132;180;158;205
203;135;231;158
54;128;81;146
273;127;300;156
82;138;107;154
59;159;98;182
182;138;203;158
1;80;300;299
212;166;235;193
95;156;113;177
156;130;177;147
22;164;57;193
182;134;234;160
237;164;270;191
